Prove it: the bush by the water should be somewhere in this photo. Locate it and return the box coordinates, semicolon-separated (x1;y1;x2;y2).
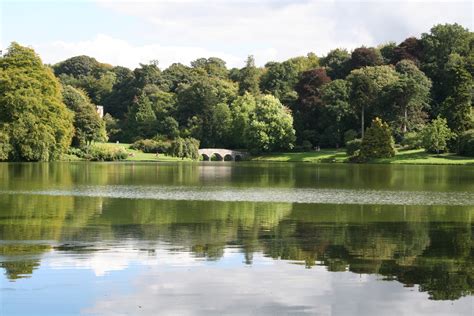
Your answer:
301;140;313;152
73;145;128;161
401;131;423;149
130;139;170;153
344;130;358;144
168;137;200;160
421;116;454;154
458;129;474;156
346;138;362;156
359;118;395;161
0;131;12;161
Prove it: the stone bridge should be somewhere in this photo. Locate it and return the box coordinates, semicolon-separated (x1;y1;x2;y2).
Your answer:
198;148;249;161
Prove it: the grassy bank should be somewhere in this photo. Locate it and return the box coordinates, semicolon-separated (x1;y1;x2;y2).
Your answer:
252;149;474;165
63;142;191;162
63;144;474;165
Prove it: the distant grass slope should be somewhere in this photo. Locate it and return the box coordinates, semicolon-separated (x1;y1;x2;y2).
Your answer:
63;144;473;165
105;142;193;162
64;142;192;162
252;149;474;165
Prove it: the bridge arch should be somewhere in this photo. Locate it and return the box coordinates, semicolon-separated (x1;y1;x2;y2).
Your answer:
198;149;249;162
211;153;223;161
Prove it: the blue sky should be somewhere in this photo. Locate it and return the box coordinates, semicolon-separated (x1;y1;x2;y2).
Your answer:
1;0;472;69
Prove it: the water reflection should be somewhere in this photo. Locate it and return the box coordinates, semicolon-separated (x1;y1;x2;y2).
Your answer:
0;196;472;301
0;163;472;315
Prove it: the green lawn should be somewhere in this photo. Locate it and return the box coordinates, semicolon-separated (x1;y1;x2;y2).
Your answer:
64;142;192;162
252;148;474;165
252;149;348;163
63;144;474;165
105;142;194;162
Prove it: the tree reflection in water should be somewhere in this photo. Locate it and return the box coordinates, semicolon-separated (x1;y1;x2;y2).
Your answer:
0;195;471;301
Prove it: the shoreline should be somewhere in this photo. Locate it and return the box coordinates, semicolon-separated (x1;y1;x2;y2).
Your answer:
251;149;474;165
4;146;472;165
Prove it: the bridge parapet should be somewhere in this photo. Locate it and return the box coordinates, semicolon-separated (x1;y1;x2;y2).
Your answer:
198;149;249;161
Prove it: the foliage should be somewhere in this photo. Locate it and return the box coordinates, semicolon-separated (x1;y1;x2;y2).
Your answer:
101;66;137;119
439;54;473;135
260;54;317;106
54;55;115;105
0;43;74;161
401;131;423;149
378;42;397;64
420;23;472;108
301;140;313;152
349;47;383;70
178;77;237;147
103;113;122;142
229;93;257;148
346;138;362;156
320;49;350;80
320;79;354;147
421;116;455;154
191;57;228;79
0;130;12;161
126;93;157;139
238;55;261;95
168;137;200;160
162;63;198;92
78;144;128;161
347;65;399;137
130;139;171;153
247;95;296;152
3;23;473;161
293;68;331;143
343;130;358;144
391;37;423;64
62;85;107;147
359;118;395;160
457;129;474;157
381;60;431;135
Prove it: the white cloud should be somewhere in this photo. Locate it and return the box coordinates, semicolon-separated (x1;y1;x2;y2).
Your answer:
27;0;474;69
33;34;245;69
83;251;473;316
48;242;202;276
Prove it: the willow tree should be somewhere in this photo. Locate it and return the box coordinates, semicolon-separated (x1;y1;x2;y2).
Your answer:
0;43;73;161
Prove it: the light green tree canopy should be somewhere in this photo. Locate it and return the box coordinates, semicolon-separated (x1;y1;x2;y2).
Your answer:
0;43;74;161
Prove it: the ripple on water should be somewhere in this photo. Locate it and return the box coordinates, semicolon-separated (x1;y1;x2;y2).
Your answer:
1;185;473;206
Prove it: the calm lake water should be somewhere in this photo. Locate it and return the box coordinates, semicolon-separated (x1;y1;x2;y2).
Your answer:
0;162;473;315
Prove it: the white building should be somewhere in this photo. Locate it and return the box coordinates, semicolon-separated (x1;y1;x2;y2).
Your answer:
96;106;104;118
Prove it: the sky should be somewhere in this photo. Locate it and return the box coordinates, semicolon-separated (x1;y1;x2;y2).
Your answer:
0;0;473;69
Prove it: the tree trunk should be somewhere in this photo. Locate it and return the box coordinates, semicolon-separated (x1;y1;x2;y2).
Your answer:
361;106;365;138
402;106;407;134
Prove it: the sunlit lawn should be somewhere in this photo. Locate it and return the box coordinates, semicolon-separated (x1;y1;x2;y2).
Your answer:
253;148;474;165
63;144;473;165
91;142;192;162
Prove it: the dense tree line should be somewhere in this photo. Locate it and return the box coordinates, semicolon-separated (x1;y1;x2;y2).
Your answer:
0;23;472;161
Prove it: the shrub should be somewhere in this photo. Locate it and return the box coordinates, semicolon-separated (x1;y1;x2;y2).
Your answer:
344;129;358;144
360;118;395;161
401;131;423;149
67;147;85;158
131;139;170;153
0;130;12;161
301;140;313;152
84;145;128;161
421;116;455;154
458;129;474;157
346;139;362;156
168;137;200;160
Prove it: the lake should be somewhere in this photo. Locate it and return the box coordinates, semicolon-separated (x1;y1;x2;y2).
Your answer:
0;162;472;315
